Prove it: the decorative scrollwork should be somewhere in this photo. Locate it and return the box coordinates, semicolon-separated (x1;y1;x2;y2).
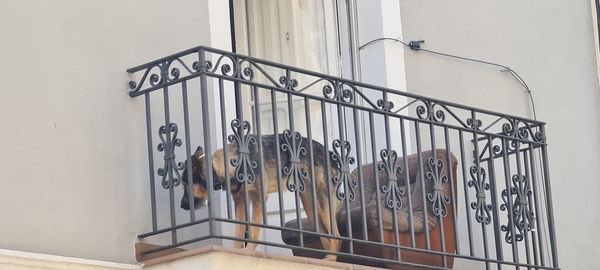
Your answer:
203;55;255;81
468;165;492;224
501;174;535;244
128;48;546;148
157;123;185;188
221;62;233;76
281;130;307;192
416;100;445;123
323;81;354;104
279;75;298;91
235;60;254;81
426;157;451;217
498;118;545;143
128;54;205;96
491;138;518;158
228;119;258;184
331;139;358;201
533;130;544;142
467;117;482;130
378;149;405;209
242;66;254;80
201;60;213;72
377;99;395;112
501;118;529;140
149;72;161;86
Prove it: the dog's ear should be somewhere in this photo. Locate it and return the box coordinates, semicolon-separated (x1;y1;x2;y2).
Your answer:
194;146;204;159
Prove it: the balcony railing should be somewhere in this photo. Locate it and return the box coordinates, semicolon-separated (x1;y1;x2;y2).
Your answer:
127;46;559;269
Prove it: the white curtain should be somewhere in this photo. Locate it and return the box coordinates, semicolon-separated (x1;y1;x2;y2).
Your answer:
235;0;340;137
232;0;341;254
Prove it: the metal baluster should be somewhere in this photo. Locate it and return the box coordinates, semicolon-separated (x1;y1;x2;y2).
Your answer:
471;116;489;270
285;70;303;248
527;144;545;267
305;97;319;234
218;78;232;219
501;138;520;267
444;127;460;256
523;148;539;268
515;141;533;269
182;80;196;222
486;135;504;270
144;93;157;232
321;101;335;246
253;86;267;226
459;131;474;256
336;101;353;254
540;125;559;268
400;118;415;248
369;112;384;243
271;90;285;228
199;49;215;235
428;122;446;267
352;102;368;240
162;84;178;244
383;93;401;262
414;122;431;249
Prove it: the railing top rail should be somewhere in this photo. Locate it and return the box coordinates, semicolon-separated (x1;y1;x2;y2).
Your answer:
127;45;545;127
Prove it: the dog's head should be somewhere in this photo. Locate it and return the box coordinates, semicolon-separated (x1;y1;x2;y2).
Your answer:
180;146;209;210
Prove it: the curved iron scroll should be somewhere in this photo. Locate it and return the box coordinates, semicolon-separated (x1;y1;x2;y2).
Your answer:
205;55;255;81
501;174;535;243
426;157;451;217
377;99;395;112
468;165;492;224
498;117;545;143
323;81;354;104
331;139;358;201
416;100;445;123
378;149;405;210
228;119;257;184
157;123;185;188
279;75;298;91
128;56;203;96
281;130;307;192
467;117;482;130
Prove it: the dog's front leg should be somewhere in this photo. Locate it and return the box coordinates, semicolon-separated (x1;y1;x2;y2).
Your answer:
245;194;266;252
233;196;247;249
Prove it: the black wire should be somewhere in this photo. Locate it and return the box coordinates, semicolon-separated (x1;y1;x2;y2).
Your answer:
358;37;410;50
358;37;538;120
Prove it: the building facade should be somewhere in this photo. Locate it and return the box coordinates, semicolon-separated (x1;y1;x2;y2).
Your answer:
1;0;598;269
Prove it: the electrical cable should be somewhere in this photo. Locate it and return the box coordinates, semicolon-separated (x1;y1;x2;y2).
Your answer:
359;37;538;120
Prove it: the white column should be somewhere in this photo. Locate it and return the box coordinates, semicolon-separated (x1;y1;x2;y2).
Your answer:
356;0;411;155
206;0;234;245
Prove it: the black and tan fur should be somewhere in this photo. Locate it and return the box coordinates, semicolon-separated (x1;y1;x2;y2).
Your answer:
180;134;341;260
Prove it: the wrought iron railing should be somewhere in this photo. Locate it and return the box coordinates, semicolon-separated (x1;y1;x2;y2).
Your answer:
127;46;559;269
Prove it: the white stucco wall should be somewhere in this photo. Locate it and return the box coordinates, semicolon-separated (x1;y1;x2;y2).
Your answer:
0;0;224;264
397;1;600;269
2;0;599;269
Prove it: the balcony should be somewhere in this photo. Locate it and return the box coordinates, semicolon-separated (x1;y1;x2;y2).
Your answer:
127;46;559;270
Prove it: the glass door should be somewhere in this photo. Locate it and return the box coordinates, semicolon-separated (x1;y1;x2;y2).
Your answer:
232;0;356;254
235;0;341;136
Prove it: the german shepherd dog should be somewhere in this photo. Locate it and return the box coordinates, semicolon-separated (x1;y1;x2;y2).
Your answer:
180;133;341;260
